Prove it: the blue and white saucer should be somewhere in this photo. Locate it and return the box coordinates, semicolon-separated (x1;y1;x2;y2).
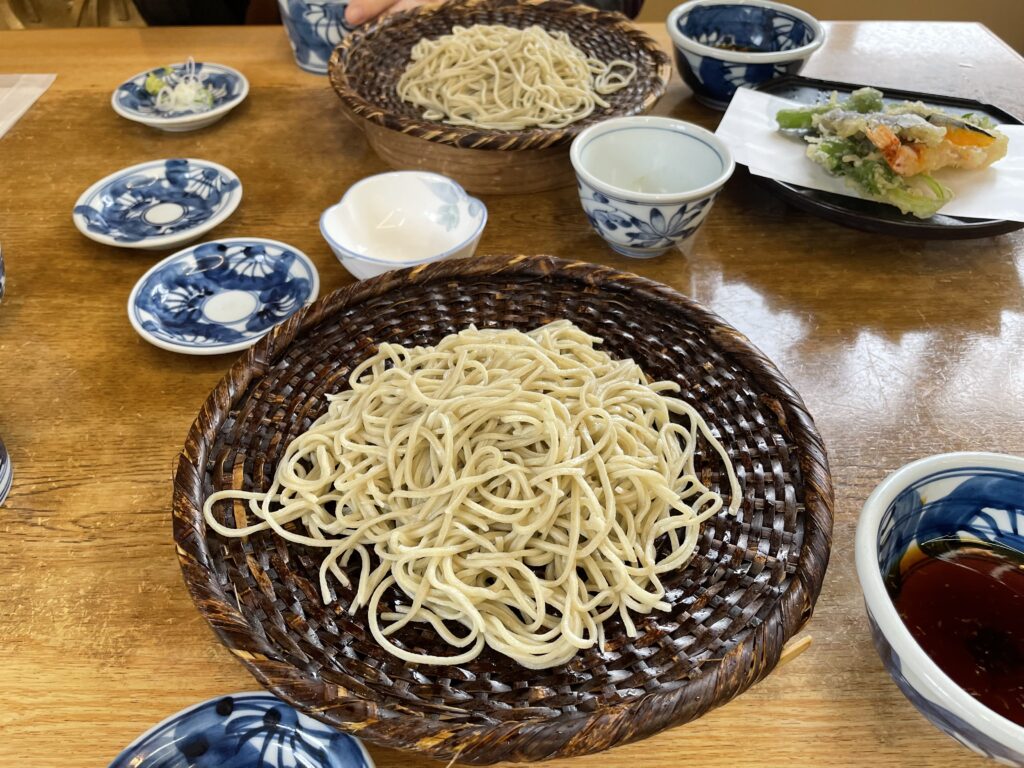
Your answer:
109;692;374;768
128;238;319;355
73;159;242;250
112;61;249;132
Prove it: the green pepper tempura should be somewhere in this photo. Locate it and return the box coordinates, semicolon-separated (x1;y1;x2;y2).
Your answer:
776;87;1008;218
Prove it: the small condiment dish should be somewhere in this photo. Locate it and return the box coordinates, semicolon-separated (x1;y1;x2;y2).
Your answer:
112;61;248;132
128;238;318;355
73;158;242;250
666;0;825;109
569;116;734;258
110;692;373;768
857;452;1024;765
320;171;487;280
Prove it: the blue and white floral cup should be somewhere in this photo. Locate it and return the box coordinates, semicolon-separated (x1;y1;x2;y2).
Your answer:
856;453;1024;766
278;0;355;74
569;116;735;258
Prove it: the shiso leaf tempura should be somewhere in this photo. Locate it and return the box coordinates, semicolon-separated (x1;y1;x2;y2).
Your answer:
776;87;1009;218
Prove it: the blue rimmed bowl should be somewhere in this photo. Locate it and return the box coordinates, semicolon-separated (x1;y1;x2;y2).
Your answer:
279;0;355;74
112;62;248;132
856;452;1024;766
320;171;487;280
666;0;825;109
127;237;319;355
569;116;734;258
109;692;374;768
73;159;242;251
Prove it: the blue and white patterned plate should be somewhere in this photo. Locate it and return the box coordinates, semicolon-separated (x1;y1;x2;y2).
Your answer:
73;159;242;251
112;61;249;131
109;692;374;768
128;238;319;355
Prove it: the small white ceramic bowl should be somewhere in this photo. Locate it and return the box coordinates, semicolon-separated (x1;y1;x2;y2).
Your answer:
667;0;825;109
570;116;734;258
320;171;487;280
857;452;1024;765
112;61;249;132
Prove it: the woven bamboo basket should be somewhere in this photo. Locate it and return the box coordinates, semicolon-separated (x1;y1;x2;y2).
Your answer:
173;254;833;764
327;0;671;194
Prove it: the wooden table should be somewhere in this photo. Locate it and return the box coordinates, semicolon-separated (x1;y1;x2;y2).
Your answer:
1;19;1022;768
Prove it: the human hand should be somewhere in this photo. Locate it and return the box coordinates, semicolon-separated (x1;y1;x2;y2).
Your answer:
345;0;433;26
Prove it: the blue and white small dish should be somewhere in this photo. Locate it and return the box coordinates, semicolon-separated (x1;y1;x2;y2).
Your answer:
73;159;242;251
109;692;374;768
320;171;487;280
857;453;1024;766
112;61;248;132
278;0;355;74
666;0;825;109
128;238;319;355
0;437;11;508
570;116;734;258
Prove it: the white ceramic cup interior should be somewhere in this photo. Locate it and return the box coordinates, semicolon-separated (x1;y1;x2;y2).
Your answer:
321;172;485;265
571;117;734;202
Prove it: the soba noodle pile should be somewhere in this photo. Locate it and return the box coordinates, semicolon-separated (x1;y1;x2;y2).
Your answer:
204;321;740;669
396;24;638;130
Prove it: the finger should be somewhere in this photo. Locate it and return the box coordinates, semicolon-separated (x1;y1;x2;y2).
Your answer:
345;0;398;26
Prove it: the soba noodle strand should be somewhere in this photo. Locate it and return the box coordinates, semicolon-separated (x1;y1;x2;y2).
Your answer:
396;24;639;130
203;321;741;670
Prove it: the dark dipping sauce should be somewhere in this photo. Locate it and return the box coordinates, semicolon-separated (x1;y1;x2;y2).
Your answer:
888;539;1024;726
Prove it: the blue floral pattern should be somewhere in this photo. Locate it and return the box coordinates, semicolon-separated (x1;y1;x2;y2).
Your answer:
74;159;240;244
131;239;317;352
114;62;244;118
109;693;373;768
877;466;1024;579
278;0;354;74
673;4;817;107
578;180;715;257
424;178;464;231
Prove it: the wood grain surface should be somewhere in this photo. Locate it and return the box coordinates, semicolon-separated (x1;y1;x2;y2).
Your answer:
1;20;1022;768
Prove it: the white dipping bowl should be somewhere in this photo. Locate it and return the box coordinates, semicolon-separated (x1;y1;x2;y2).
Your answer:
320;171;487;281
570;116;735;258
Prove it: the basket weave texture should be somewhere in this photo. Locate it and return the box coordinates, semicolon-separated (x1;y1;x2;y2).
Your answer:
173;255;833;764
328;0;672;150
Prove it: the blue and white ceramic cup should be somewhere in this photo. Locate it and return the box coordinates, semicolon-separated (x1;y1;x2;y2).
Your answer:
569;116;735;258
666;0;825;109
278;0;355;74
857;453;1024;766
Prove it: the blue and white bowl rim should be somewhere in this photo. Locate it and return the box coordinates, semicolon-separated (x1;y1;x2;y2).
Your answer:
319;171;488;268
126;237;319;355
110;691;375;767
855;451;1024;753
570;116;735;204
72;158;243;248
111;61;249;124
666;0;826;65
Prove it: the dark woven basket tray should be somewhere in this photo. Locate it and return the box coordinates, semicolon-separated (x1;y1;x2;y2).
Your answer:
327;0;672;151
173;255;833;764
